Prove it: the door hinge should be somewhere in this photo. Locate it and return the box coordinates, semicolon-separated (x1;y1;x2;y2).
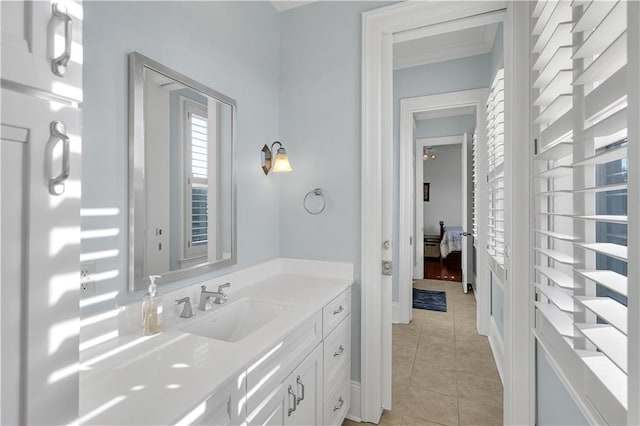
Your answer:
382;261;392;276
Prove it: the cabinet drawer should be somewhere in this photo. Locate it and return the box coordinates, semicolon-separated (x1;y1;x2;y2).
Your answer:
322;289;351;338
246;311;322;414
323;315;351;390
323;365;350;426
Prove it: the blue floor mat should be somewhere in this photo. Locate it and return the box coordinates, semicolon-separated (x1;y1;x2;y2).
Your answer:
412;288;447;312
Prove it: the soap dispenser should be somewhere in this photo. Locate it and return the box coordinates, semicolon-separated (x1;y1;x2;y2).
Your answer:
142;275;164;335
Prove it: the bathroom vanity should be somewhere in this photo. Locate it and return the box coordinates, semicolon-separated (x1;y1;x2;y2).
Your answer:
79;268;353;425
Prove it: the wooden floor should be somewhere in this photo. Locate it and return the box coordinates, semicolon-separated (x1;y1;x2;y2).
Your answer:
424;255;462;282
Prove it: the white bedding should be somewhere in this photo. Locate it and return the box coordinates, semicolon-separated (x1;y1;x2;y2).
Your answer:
440;226;463;258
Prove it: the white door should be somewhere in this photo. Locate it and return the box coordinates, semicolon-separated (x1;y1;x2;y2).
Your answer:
461;133;473;293
1;1;82;424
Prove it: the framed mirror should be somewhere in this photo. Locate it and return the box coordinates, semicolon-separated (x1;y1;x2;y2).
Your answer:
129;52;237;292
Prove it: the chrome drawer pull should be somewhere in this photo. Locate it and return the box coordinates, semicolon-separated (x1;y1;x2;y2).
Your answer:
333;305;344;315
296;375;305;405
333;396;344;412
287;385;297;417
48;121;70;195
51;2;73;77
333;345;345;357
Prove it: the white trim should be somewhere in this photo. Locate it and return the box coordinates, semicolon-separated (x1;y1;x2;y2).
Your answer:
346;380;362;422
627;2;640;424
400;89;489;334
362;2;523;423
489;316;504;384
502;4;535;426
391;302;400;324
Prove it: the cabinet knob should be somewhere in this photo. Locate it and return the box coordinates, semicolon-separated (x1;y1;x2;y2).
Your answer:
333;305;344;315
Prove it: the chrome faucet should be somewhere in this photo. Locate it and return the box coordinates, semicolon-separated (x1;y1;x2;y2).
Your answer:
175;297;194;318
197;283;231;311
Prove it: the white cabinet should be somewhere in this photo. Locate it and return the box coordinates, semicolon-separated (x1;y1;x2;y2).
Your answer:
323;365;350;426
1;0;83;96
174;375;245;426
185;287;353;426
245;312;322;415
284;344;323;426
1;1;82;424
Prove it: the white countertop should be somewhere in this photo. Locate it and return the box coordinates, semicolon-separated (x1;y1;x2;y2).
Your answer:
79;273;352;425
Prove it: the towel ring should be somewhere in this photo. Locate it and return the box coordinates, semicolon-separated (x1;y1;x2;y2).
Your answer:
303;188;326;215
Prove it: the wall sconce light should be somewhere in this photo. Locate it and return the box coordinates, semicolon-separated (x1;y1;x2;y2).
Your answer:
261;141;292;175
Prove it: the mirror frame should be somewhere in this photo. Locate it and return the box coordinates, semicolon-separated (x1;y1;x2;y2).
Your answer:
128;52;237;292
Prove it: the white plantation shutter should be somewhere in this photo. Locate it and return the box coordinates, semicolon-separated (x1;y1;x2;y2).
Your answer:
185;102;208;258
472;130;478;242
487;68;505;278
532;1;630;422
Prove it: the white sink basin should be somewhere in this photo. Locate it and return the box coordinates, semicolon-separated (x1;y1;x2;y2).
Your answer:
182;298;292;343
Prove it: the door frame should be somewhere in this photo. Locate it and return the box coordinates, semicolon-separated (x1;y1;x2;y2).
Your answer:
400;90;488;327
361;2;533;425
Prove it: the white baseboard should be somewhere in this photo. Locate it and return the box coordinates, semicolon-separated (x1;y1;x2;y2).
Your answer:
392;302;400;324
488;316;505;385
346;380;362;422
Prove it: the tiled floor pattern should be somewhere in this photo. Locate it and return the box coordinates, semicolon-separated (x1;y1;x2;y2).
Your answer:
344;279;503;426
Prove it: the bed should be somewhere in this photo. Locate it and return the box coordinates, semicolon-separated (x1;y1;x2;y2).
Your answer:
439;220;463;258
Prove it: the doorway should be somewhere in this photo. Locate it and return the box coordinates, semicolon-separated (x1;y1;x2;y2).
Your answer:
360;3;533;425
417;134;470;284
398;89;488;328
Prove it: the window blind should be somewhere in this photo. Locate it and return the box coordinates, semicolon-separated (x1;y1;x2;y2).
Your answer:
532;1;628;421
472;130;478;242
186;108;208;255
487;68;505;277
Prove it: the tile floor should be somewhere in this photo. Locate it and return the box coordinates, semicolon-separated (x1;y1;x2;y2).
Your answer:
345;279;503;426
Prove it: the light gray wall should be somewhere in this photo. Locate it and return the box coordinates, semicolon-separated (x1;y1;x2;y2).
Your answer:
537;344;588;425
393;55;491;301
423;148;462;235
490;23;504;79
415;114;476;139
278;1;394;382
82;1;281;312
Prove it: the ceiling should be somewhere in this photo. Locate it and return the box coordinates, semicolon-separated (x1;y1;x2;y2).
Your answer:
271;1;316;12
394;23;498;70
413;105;476;123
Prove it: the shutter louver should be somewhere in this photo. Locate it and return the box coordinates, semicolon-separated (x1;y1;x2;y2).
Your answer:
532;0;629;417
187;109;208;253
487;68;505;275
472;130;478;241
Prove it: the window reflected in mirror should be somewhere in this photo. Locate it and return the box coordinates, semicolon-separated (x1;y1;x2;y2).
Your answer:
130;53;236;291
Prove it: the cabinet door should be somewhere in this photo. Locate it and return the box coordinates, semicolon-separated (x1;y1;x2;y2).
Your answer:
285;344;323;426
246;381;288;426
1;0;83;97
1;89;81;425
